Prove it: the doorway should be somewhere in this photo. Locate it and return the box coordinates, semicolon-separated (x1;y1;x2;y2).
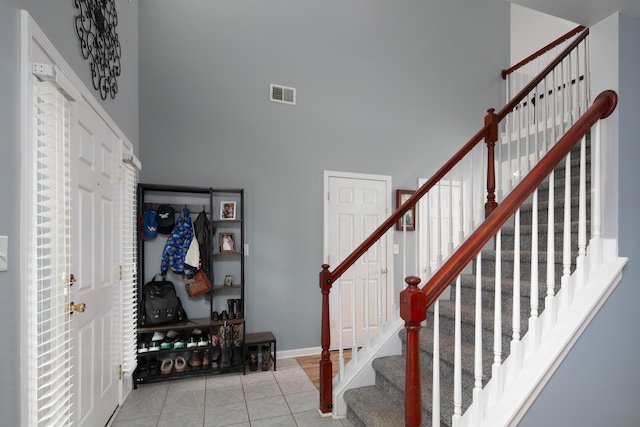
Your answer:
323;171;392;350
21;12;138;426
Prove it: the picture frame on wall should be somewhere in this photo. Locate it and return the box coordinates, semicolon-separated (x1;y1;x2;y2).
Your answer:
220;201;236;220
395;189;416;231
219;232;236;252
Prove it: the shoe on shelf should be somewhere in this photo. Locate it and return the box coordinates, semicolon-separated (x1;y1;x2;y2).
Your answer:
192;328;203;335
138;356;149;374
151;331;165;341
220;310;229;320
160;340;172;350
137;342;149;353
175;356;187;373
198;336;209;347
149;342;160;352
166;330;179;339
188;350;202;369
173;338;186;349
160;359;173;375
211;333;219;347
202;348;210;368
187;336;198;348
212;311;219;322
148;358;158;375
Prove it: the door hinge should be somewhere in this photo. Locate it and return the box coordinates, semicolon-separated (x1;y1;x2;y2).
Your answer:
118;167;123;181
118;364;122;380
119;265;122;280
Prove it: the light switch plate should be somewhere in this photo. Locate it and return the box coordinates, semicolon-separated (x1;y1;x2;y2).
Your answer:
0;235;7;272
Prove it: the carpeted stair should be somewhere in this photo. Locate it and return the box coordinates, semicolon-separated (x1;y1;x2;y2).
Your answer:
344;140;589;426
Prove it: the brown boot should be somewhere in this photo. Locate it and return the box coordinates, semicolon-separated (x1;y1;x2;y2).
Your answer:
261;344;272;371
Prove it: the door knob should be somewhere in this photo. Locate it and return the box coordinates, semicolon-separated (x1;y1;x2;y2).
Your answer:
381;268;387;274
69;302;86;314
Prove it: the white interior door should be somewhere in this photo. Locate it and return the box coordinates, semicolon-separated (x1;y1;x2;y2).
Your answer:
70;100;121;426
325;172;391;350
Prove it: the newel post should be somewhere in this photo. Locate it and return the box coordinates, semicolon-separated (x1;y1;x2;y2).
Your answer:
484;108;499;217
319;264;334;414
400;276;427;427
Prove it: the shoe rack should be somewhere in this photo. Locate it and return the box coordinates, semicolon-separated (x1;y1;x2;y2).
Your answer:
134;184;246;386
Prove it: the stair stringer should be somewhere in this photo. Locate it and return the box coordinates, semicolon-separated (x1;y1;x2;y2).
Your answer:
331;317;405;419
458;240;627;427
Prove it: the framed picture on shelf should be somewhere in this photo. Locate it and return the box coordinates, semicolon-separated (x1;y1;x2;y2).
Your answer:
223;275;233;286
220;201;236;220
219;232;236;252
395;189;416;231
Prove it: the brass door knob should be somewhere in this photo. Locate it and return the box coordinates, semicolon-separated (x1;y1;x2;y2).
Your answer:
69;302;86;314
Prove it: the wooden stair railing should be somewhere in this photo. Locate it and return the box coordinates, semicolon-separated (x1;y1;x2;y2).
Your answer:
501;25;586;80
318;24;591;417
401;89;618;427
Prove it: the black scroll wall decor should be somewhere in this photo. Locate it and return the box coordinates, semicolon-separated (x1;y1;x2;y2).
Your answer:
74;0;121;100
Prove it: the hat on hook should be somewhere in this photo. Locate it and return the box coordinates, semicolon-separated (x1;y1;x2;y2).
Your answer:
140;209;158;240
157;204;175;235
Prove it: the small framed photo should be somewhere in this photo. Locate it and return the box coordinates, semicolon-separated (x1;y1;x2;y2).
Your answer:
223;275;233;286
396;189;416;231
220;201;236;220
219;232;236;252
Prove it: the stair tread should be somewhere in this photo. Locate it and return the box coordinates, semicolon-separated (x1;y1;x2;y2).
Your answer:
344;385;406;427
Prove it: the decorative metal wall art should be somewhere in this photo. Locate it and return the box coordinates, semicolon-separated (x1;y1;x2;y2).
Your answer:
74;0;121;100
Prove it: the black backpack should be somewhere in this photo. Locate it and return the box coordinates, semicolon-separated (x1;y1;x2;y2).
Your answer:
140;274;188;325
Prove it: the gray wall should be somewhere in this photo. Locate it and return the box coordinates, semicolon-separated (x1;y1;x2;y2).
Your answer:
0;1;138;425
519;12;640;426
137;0;510;352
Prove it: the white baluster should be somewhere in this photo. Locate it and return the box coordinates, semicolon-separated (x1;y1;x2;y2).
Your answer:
437;182;443;267
351;271;357;364
433;300;441;427
338;278;345;379
364;251;370;349
473;253;483;422
511;208;522;375
576;136;587;290
590;120;602;269
561;153;572;308
452;275;462;425
448;178;454;256
529;188;540;347
492;230;503;398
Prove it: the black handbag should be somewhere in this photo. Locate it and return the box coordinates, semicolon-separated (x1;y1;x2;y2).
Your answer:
140;274;188;325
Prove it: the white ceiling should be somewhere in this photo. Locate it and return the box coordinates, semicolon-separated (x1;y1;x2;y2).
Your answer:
510;0;640;26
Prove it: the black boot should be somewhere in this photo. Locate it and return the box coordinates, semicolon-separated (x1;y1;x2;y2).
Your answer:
235;299;243;319
261;344;272;371
227;299;236;319
219;324;231;368
248;345;258;371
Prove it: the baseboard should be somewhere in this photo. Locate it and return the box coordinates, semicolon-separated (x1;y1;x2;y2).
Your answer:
278;346;322;359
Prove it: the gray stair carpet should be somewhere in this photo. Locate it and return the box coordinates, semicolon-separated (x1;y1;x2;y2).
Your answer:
344;137;590;426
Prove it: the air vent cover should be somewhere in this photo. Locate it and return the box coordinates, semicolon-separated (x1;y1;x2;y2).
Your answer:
270;84;296;105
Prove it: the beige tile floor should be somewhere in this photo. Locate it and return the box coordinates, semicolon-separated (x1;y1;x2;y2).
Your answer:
111;357;354;427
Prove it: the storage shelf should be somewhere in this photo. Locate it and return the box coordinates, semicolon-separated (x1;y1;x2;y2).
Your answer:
136;185;247;386
137;317;210;333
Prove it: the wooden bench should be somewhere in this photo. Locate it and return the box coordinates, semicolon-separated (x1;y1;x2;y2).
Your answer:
244;331;276;371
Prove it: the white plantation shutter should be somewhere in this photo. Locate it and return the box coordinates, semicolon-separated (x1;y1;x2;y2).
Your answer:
27;81;73;426
120;161;138;379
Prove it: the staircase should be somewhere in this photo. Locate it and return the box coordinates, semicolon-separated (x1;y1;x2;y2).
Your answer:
319;27;626;427
343;141;588;426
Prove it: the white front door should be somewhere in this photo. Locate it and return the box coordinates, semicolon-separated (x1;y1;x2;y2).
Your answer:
70;100;121;426
324;171;391;350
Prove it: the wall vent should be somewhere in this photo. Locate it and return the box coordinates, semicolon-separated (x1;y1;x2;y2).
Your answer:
270;84;296;105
